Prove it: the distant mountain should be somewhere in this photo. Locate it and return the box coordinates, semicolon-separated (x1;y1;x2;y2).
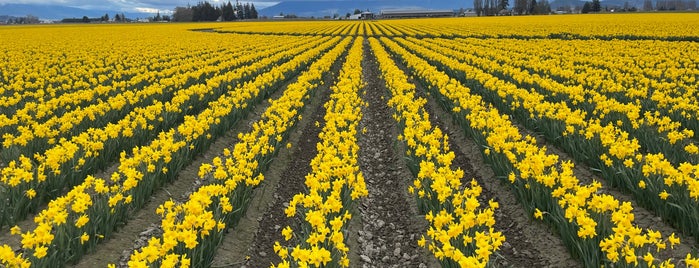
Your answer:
548;0;648;9
258;0;471;17
1;0;680;22
549;0;587;9
548;0;642;9
259;0;667;17
0;3;151;21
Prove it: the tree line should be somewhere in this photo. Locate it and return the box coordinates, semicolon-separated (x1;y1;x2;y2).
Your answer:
581;0;603;13
653;0;697;10
2;15;39;24
578;0;695;13
59;13;133;23
173;1;258;22
474;0;551;15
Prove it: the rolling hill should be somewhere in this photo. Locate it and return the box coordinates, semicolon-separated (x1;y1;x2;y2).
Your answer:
258;0;470;17
0;3;151;21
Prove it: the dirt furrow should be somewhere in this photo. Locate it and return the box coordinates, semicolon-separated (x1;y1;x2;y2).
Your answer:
514;124;699;262
417;85;583;268
72;80;286;268
0;154;121;264
69;48;320;267
231;54;342;268
376;40;581;267
73;132;236;268
208;92;321;267
354;41;436;268
394;35;699;265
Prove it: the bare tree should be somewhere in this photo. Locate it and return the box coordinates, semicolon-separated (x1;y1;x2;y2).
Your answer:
515;0;529;14
528;0;537;13
643;0;654;10
534;0;551;13
173;6;194;21
474;0;485;16
490;0;499;14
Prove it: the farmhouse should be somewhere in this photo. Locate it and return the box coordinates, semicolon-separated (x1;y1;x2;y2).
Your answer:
349;11;374;20
379;9;454;18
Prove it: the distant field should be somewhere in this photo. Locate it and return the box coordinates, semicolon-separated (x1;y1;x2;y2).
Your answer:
1;14;699;268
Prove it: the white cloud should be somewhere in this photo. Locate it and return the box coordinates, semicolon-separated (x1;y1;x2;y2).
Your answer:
0;0;279;14
134;7;159;13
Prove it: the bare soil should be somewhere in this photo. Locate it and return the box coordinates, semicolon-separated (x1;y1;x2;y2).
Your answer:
5;32;697;268
387;46;582;268
71;76;281;268
392;33;699;266
69;51;307;268
419;83;582;268
209;83;325;267
225;50;343;268
513;124;699;262
353;40;437;268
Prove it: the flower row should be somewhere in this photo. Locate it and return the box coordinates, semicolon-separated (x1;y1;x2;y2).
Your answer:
371;37;504;267
380;36;691;267
427;36;698;165
1;34;304;162
127;36;350;268
0;35;339;267
0;25;238;122
0;35;327;229
396;35;699;243
378;14;699;40
274;36;367;268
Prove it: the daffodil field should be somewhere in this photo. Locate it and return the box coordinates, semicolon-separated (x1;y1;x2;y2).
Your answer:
1;13;699;268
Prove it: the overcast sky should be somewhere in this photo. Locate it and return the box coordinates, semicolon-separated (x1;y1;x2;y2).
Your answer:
0;0;282;13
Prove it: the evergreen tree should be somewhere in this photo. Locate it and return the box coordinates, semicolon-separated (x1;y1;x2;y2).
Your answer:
236;2;244;19
243;3;251;19
192;4;201;21
591;0;601;11
250;3;258;19
222;1;235;21
499;0;509;11
192;1;220;21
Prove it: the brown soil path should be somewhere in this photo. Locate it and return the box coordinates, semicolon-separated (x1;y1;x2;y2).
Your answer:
72;72;289;268
419;85;582;268
355;40;438;268
229;51;343;268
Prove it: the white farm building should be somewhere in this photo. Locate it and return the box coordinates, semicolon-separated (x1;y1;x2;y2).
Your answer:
379;9;454;18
